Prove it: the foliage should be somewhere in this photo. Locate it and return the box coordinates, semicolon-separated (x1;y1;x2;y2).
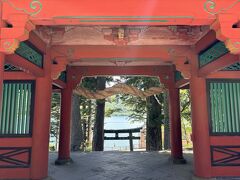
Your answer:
49;145;55;151
78;76;112;151
180;89;191;122
92;77;106;151
119;76;162;123
118;76;164;150
105;96;126;117
163;92;170;150
80;77;113;123
180;89;192;148
50;93;61;150
79;77;98;125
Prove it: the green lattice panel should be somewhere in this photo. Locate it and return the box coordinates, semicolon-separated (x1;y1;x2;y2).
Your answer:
199;41;229;67
208;80;240;135
4;64;21;71
222;62;240;71
59;71;67;82
0;81;34;136
15;41;43;68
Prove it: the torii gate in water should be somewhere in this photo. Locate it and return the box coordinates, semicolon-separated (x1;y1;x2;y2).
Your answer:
1;0;240;179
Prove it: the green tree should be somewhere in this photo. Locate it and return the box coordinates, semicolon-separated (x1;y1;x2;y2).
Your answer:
92;77;106;151
71;94;84;151
146;94;163;150
163;92;170;150
79;77;98;150
50;93;61;151
120;76;164;151
180;89;192;148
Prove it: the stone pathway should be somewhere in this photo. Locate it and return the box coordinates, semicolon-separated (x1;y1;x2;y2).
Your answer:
48;151;194;180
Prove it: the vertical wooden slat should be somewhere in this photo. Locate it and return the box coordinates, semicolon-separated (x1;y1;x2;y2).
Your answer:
213;83;218;132
15;84;20;133
229;83;236;133
10;84;16;134
14;84;19;134
236;83;240;132
225;83;232;132
232;83;239;133
217;83;223;132
9;83;13;134
5;84;12;134
221;83;228;132
211;83;215;132
21;84;27;134
220;83;224;132
1;84;8;134
216;83;220;132
210;83;215;132
25;83;31;134
18;83;23;134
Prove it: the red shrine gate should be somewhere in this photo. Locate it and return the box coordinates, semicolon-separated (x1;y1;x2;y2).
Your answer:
1;0;240;179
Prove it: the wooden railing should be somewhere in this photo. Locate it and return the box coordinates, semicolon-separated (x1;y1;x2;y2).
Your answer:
104;127;142;151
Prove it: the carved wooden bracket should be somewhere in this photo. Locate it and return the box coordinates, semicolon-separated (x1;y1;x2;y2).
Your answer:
167;48;191;79
51;57;68;80
155;66;174;89
102;27;143;46
0;14;35;54
211;13;240;54
173;57;191;79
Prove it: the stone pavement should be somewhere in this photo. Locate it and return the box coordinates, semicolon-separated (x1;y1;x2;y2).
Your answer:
48;151;194;180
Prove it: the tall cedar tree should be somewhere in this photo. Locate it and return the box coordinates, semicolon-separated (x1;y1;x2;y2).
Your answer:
92;77;106;151
71;94;84;151
120;76;164;151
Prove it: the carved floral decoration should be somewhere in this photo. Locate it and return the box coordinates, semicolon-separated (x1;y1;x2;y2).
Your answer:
3;0;42;16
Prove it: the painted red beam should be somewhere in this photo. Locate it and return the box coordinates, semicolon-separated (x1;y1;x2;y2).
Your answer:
3;72;36;80
195;30;216;54
52;45;190;60
2;0;232;25
198;53;239;77
53;79;66;89
207;71;240;79
29;32;47;54
70;65;172;77
6;54;44;77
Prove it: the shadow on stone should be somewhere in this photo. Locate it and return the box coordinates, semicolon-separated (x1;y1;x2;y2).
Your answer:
55;158;73;165
169;156;187;164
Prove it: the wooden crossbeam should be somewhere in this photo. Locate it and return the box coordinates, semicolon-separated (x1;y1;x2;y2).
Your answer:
6;54;44;77
104;127;142;133
104;137;140;140
198;53;239;77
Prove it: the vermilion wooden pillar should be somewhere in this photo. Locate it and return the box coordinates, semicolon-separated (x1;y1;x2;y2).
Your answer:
0;53;4;115
189;53;211;178
55;84;73;165
31;53;52;179
168;83;186;164
0;2;4;116
190;75;211;178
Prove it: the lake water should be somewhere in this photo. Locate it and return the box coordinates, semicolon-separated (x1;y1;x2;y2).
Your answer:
104;116;144;151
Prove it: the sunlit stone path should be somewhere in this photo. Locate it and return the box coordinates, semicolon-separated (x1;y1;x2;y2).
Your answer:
48;151;194;180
